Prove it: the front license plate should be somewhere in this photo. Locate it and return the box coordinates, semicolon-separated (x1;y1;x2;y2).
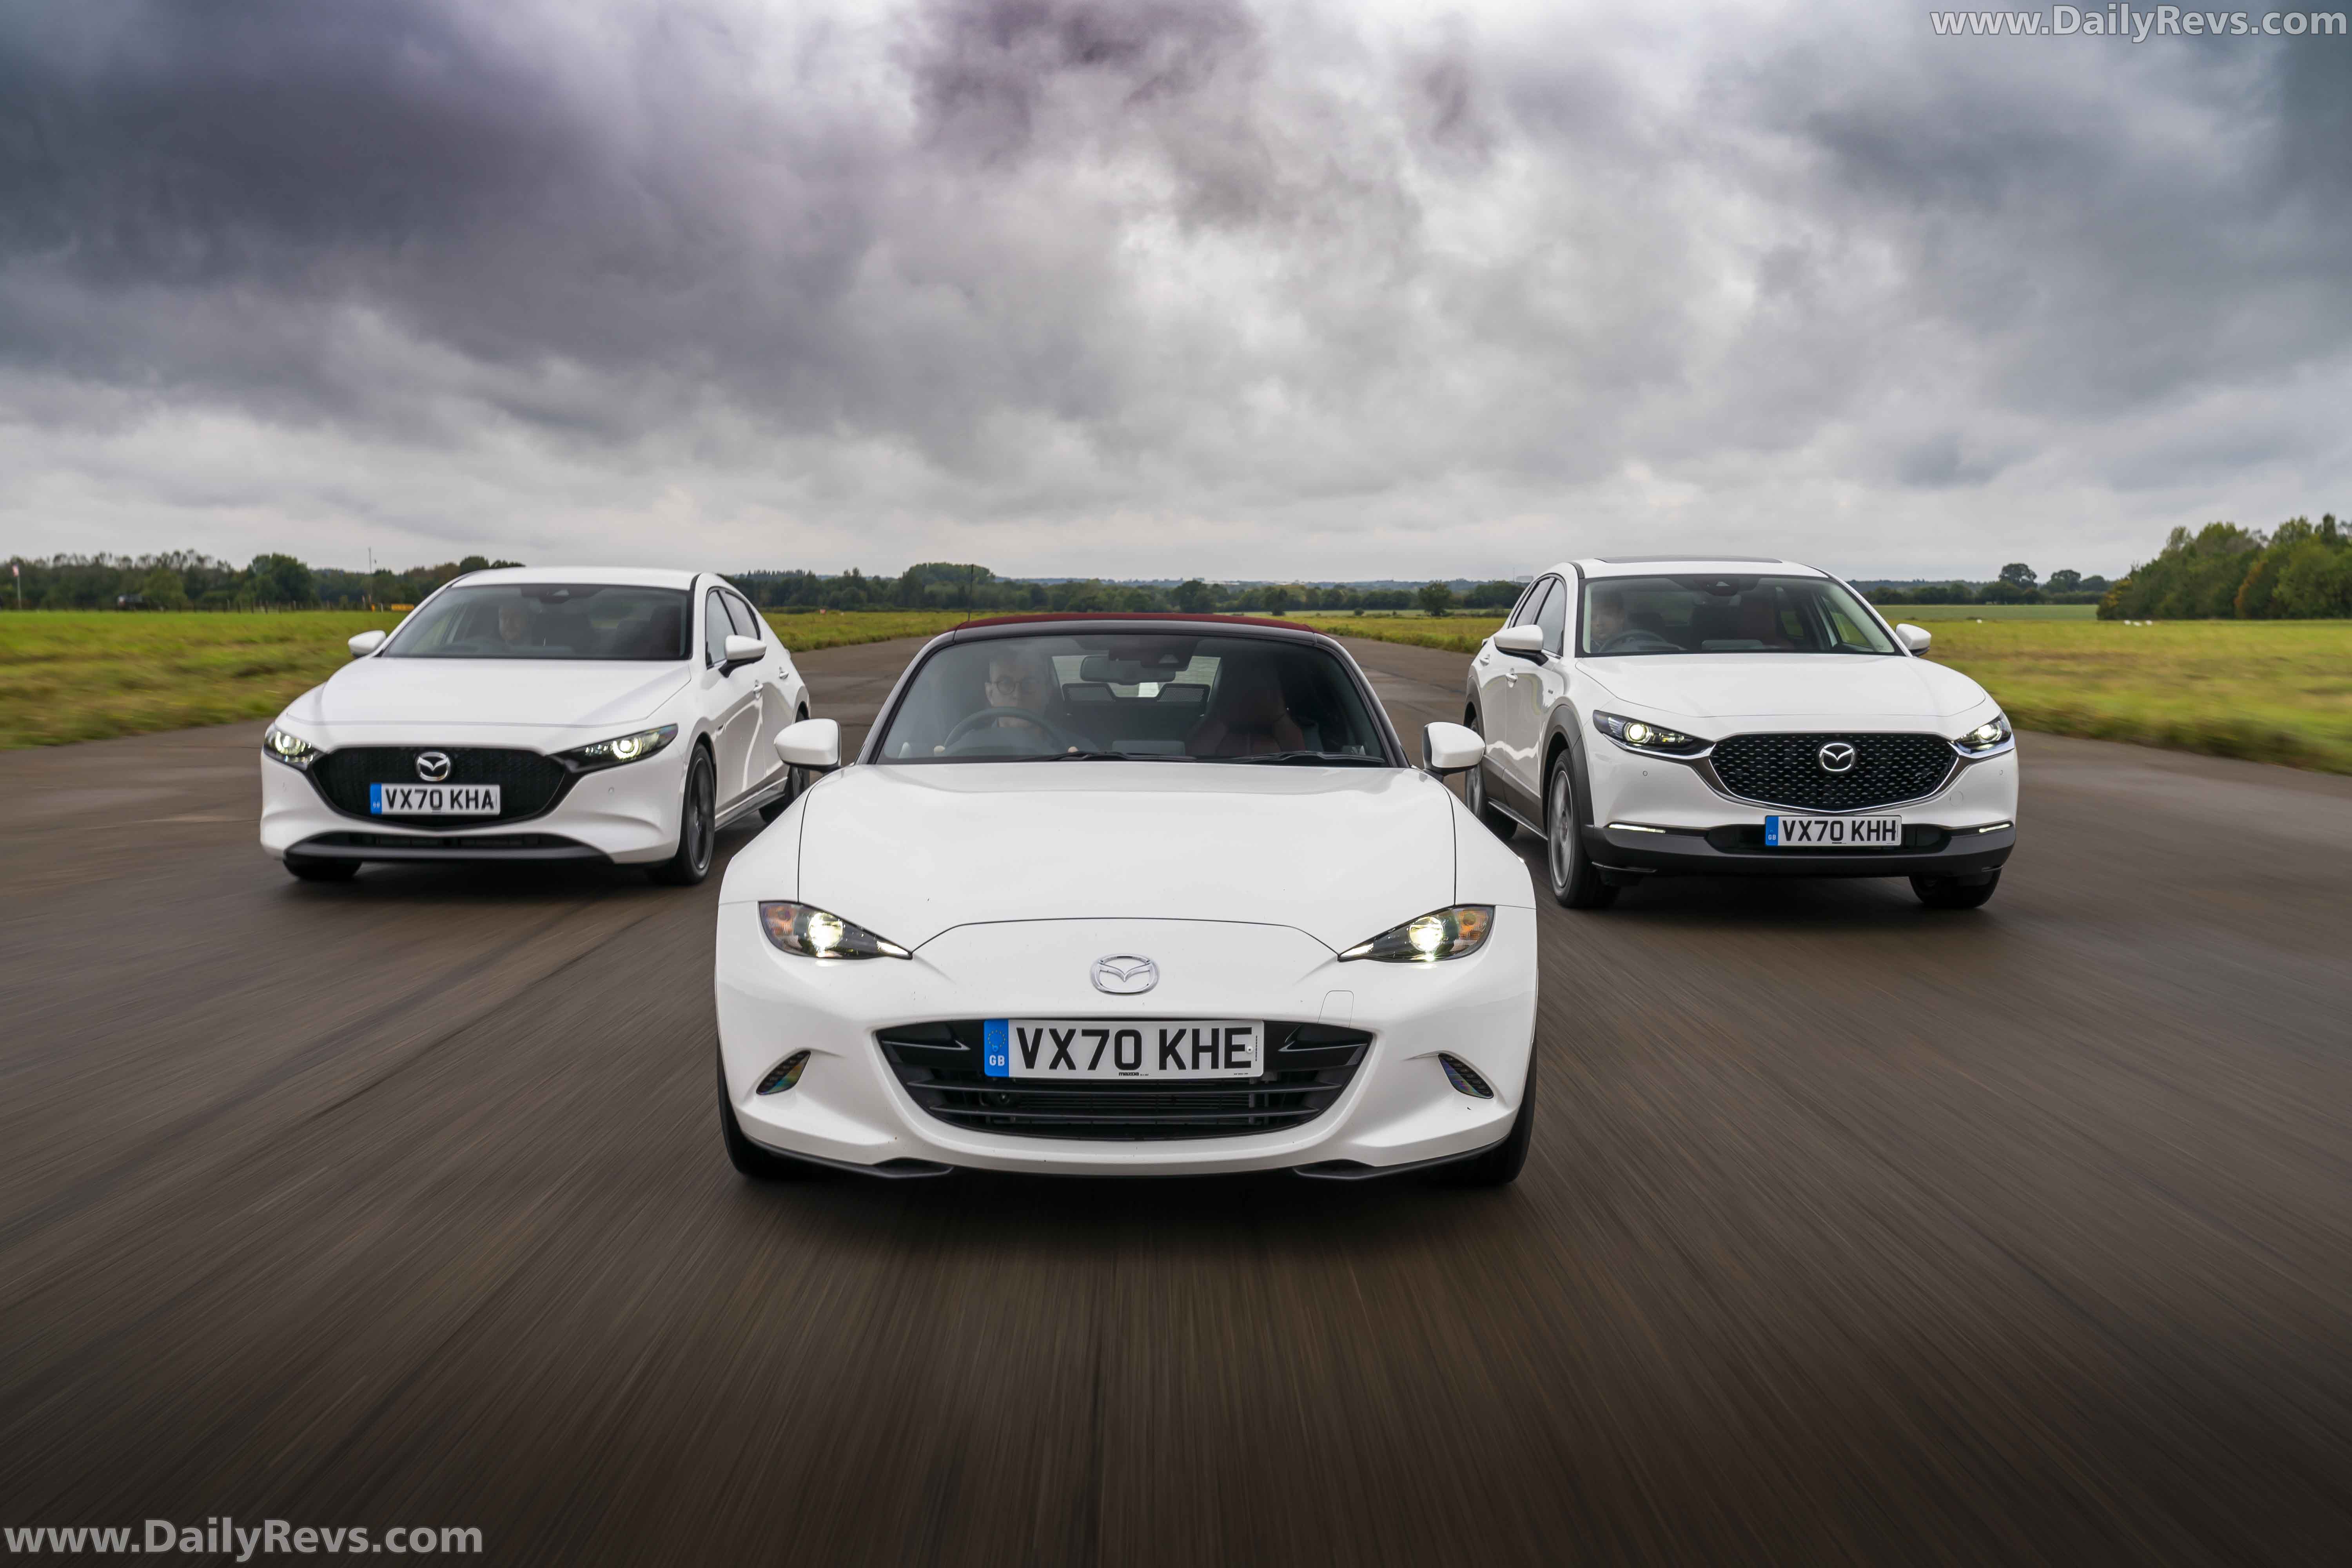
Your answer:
1764;813;1901;848
983;1019;1261;1080
369;782;501;816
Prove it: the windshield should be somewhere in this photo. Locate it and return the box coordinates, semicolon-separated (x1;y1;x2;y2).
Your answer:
873;632;1392;764
381;584;692;661
1581;575;1897;657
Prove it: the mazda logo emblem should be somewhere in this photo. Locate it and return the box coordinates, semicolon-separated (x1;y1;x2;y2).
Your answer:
1816;741;1857;775
1091;955;1158;995
415;751;453;783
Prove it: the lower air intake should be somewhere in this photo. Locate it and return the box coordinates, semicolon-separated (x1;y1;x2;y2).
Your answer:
877;1020;1370;1141
1438;1054;1494;1098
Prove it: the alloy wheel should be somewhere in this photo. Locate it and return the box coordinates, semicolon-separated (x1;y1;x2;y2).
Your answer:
1548;767;1572;892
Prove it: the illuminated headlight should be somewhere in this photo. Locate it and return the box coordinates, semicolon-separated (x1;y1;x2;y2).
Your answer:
1953;714;2013;755
1339;905;1494;963
263;726;322;769
1592;711;1709;756
557;724;678;771
757;901;911;960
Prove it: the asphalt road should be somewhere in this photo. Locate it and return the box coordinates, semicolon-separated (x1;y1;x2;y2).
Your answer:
3;633;2348;1565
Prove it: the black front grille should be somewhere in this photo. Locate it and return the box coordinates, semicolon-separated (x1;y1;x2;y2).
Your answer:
1709;732;1955;811
879;1020;1370;1141
308;747;573;828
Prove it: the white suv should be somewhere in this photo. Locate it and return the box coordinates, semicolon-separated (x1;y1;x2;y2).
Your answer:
1462;557;2017;909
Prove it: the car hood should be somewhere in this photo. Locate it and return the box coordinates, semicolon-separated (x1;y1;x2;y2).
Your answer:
1581;655;1990;723
290;659;692;730
793;762;1459;951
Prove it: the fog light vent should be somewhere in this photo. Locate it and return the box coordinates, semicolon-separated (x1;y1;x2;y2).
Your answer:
1438;1054;1493;1099
757;1051;811;1095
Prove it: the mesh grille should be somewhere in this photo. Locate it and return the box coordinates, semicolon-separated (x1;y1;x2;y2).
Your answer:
1710;733;1955;811
878;1020;1369;1141
308;747;573;828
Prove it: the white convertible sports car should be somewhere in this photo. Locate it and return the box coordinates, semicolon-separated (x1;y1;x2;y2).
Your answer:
714;615;1540;1184
1463;557;2018;909
259;567;807;883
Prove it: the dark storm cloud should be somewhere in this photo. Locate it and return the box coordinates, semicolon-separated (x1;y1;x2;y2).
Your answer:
1;0;2347;573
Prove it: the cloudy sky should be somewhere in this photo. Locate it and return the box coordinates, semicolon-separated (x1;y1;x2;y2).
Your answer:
2;0;2347;580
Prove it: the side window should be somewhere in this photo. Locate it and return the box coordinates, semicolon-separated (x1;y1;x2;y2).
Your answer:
1535;577;1568;655
1509;580;1549;628
723;593;762;643
703;589;731;666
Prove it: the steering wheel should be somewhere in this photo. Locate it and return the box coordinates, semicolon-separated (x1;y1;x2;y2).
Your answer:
941;707;1093;753
1595;628;1681;655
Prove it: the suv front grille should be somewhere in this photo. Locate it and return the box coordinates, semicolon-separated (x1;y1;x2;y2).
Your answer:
308;747;573;828
1709;732;1955;812
878;1020;1370;1141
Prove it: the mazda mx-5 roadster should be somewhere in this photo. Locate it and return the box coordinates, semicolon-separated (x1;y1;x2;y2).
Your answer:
713;614;1541;1184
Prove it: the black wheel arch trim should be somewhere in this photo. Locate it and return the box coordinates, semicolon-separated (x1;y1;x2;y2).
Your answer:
1541;698;1597;829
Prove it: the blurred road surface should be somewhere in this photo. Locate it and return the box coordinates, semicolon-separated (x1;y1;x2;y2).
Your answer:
1;632;2347;1564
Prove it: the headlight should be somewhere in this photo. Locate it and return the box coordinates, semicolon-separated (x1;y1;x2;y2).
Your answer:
757;901;911;960
263;726;321;769
1339;905;1494;963
557;724;678;771
1954;714;2013;755
1592;711;1710;756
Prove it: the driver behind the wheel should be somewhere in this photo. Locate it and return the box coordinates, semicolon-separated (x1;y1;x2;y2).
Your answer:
982;648;1055;743
1586;589;1626;650
497;599;536;647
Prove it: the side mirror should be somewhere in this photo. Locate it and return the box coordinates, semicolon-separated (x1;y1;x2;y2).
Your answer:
348;629;388;659
1421;721;1484;775
722;633;764;671
1896;623;1932;653
1492;624;1546;661
774;717;841;772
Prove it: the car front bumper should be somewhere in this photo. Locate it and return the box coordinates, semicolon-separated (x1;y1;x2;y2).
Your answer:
1581;733;2018;880
259;744;690;864
714;911;1539;1177
1583;822;2014;880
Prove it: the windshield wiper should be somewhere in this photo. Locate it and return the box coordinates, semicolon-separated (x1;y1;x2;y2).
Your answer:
1206;751;1388;767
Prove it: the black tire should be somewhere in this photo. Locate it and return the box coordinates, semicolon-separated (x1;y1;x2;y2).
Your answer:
1912;869;2000;909
283;852;359;882
717;1051;817;1180
1543;752;1618;909
1441;1047;1535;1187
650;746;718;886
1463;707;1517;841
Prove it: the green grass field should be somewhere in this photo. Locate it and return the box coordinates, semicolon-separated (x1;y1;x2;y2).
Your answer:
5;608;2348;773
0;608;971;750
1914;618;2352;773
1874;603;2099;621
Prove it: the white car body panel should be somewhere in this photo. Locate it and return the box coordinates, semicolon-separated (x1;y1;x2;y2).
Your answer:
258;567;808;867
713;622;1540;1178
787;762;1457;951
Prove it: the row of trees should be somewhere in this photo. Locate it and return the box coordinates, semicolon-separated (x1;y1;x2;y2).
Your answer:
726;565;1520;617
2098;516;2351;619
1865;564;2110;607
2;553;1517;617
2;552;522;610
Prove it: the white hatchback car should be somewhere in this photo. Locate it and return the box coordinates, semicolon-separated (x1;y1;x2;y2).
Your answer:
1463;558;2017;909
260;567;807;884
714;615;1539;1184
